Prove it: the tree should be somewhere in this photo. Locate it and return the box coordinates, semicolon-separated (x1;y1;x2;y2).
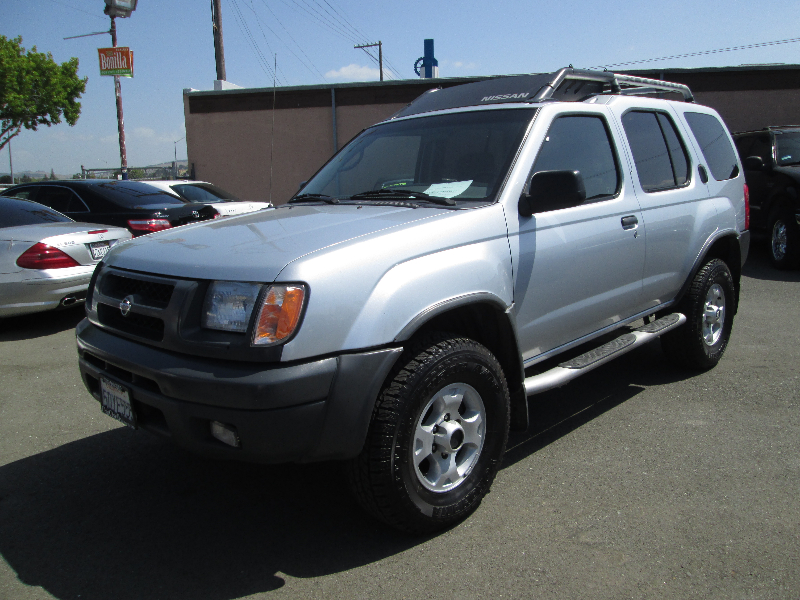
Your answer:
49;168;56;180
0;36;87;153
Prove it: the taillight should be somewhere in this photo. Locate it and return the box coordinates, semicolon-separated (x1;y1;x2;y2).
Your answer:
88;229;108;235
127;219;172;234
743;183;750;230
17;243;81;269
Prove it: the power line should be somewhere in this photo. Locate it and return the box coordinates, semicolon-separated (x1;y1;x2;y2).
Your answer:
592;37;800;70
254;0;327;81
228;0;281;84
46;0;108;21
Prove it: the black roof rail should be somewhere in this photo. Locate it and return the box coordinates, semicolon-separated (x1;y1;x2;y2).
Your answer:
391;67;694;119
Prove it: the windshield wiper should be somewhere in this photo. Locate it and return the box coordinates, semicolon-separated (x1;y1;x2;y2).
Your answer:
289;193;339;204
350;188;456;206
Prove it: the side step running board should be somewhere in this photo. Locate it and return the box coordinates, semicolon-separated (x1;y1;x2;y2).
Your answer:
523;313;686;397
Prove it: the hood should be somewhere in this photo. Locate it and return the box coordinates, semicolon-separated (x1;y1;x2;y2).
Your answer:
103;203;447;281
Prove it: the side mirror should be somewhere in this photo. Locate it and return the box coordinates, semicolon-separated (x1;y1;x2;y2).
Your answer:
519;170;586;217
743;156;764;171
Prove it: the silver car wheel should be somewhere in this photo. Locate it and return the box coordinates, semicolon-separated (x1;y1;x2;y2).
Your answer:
702;283;725;346
772;218;787;261
412;382;486;493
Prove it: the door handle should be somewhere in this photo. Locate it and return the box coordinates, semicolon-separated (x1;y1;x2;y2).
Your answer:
621;215;638;230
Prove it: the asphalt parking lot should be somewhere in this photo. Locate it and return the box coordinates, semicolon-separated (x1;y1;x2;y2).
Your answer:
1;242;798;600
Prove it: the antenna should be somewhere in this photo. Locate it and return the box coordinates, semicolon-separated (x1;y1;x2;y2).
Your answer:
269;54;276;205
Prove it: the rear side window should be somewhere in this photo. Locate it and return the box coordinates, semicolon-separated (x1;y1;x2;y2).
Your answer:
684;112;739;180
622;111;690;192
37;186;90;213
171;183;239;202
531;115;620;200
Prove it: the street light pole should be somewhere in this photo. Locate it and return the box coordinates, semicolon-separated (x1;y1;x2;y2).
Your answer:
110;16;128;179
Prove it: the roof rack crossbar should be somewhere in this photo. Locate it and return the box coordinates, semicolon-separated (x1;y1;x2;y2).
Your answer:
532;68;694;103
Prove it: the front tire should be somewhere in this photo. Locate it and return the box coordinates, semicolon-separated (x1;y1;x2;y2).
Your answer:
768;207;800;270
347;333;510;534
661;258;735;370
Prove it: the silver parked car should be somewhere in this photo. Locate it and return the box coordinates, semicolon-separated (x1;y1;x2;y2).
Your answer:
0;196;131;318
76;68;748;534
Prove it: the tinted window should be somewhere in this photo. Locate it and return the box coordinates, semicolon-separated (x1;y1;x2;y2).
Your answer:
90;181;191;208
531;115;619;200
684;112;739;180
774;132;800;166
2;186;39;200
0;197;72;227
622;111;690;192
37;186;89;213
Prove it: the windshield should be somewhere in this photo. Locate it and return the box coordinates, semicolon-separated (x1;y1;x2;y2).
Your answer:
0;197;73;228
92;181;192;208
299;108;537;205
171;183;240;202
775;132;800;166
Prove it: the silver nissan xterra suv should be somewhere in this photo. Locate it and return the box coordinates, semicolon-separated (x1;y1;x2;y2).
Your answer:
77;68;750;534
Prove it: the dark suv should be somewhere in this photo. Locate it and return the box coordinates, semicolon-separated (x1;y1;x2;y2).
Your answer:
1;180;218;236
734;127;800;269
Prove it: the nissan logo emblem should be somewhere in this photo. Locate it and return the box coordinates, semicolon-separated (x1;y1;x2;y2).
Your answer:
120;295;134;317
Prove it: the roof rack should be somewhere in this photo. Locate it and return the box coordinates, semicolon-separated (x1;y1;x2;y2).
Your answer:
533;68;694;102
391;67;694;119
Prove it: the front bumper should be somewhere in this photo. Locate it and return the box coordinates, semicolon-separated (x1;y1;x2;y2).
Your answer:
76;319;402;463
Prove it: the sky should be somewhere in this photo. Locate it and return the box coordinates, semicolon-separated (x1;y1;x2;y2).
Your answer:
2;0;799;176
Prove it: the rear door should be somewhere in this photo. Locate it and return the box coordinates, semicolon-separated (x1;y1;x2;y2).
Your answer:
610;101;717;312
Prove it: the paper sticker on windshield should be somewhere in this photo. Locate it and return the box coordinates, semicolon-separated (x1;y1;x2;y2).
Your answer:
423;181;473;198
782;155;792;161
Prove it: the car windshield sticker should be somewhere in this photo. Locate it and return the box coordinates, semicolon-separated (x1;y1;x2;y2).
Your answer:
423;181;473;198
781;155;792;161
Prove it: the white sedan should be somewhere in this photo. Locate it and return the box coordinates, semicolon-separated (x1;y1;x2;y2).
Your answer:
143;180;272;217
0;196;131;318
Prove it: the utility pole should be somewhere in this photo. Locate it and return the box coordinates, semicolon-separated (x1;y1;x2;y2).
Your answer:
8;138;13;184
211;0;226;81
110;16;128;179
354;42;383;81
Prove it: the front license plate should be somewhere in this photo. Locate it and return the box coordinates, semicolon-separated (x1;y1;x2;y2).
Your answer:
90;241;110;260
100;377;137;428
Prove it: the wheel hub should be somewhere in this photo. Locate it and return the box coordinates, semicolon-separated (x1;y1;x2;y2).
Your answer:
772;219;787;261
702;283;725;347
412;383;486;493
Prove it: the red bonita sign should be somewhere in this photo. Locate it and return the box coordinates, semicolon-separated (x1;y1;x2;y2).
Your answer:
98;47;134;77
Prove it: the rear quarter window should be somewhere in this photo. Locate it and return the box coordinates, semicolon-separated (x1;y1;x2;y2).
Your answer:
684;112;739;181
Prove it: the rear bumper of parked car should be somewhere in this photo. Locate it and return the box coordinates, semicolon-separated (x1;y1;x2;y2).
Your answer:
0;266;95;318
76;319;402;463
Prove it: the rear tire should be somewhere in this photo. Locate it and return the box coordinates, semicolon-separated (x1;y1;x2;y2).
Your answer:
347;333;510;535
661;258;735;370
768;207;800;270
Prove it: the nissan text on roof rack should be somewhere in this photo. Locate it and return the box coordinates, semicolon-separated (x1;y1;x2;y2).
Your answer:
76;68;749;534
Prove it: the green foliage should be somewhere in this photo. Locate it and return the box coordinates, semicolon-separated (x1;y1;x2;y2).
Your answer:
0;174;11;183
0;35;87;152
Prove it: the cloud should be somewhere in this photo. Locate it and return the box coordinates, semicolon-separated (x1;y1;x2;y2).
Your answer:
324;64;380;82
441;60;480;72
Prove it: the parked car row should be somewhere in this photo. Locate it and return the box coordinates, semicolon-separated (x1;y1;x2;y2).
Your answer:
0;179;272;318
0;179;272;236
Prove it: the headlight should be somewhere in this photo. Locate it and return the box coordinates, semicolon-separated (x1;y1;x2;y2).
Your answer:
201;281;306;345
202;281;261;332
252;284;306;346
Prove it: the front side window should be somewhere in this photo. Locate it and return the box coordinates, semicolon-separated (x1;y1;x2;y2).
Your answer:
530;114;620;201
622;110;690;192
300;109;537;205
774;132;800;166
684;112;739;180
